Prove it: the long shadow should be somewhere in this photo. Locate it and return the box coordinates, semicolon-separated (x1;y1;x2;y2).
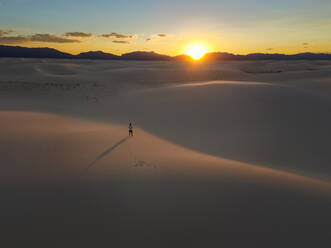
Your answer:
88;136;130;169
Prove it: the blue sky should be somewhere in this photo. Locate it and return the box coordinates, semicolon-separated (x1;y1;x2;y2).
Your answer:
0;0;331;55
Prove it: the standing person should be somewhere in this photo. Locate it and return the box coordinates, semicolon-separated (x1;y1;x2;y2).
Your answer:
129;122;133;136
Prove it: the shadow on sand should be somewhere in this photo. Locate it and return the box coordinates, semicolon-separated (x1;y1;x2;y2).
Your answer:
88;136;130;169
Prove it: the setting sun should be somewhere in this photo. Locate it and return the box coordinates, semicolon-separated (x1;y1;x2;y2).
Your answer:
186;44;208;60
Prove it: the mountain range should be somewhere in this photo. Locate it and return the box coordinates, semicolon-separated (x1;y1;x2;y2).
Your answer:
1;45;331;61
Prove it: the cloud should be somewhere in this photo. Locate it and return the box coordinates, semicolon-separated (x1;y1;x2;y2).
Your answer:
63;32;93;38
112;40;130;44
30;34;80;43
0;29;14;37
0;33;80;44
99;32;137;39
302;43;310;49
266;48;274;51
0;35;28;44
146;33;169;41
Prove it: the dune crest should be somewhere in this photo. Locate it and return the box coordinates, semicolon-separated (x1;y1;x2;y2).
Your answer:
1;110;330;196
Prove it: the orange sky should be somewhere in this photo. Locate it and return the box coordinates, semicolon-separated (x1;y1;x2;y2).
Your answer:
1;0;331;55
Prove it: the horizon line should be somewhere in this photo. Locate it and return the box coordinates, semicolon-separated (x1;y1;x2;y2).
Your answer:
1;44;331;57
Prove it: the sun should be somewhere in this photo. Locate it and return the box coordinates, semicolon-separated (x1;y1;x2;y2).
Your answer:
186;44;208;60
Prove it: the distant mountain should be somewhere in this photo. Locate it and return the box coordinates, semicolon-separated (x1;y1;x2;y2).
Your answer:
203;52;331;61
1;45;331;61
173;54;193;61
0;45;73;59
76;51;119;60
203;52;243;61
289;53;331;60
121;51;172;60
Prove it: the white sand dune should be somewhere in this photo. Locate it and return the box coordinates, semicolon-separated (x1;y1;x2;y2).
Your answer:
1;59;331;247
1;110;331;247
1;110;330;193
2;78;331;180
109;80;331;180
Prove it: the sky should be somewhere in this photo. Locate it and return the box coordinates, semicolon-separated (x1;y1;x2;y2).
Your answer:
0;0;331;55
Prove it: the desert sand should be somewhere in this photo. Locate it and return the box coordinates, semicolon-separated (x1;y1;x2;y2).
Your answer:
1;58;331;247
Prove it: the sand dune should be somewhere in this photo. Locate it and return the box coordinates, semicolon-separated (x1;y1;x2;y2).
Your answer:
1;111;331;247
1;110;329;191
1;58;331;89
1;59;331;247
109;81;331;180
2;78;331;180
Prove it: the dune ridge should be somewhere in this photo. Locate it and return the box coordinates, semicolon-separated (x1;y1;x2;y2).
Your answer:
1;59;331;246
0;110;330;195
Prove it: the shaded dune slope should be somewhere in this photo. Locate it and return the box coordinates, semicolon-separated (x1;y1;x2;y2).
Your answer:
101;81;331;180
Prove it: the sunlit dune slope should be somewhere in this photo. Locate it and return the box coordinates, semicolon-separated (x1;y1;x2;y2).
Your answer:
0;111;330;195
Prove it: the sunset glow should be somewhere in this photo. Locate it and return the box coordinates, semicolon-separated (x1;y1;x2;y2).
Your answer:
186;44;208;60
0;1;330;55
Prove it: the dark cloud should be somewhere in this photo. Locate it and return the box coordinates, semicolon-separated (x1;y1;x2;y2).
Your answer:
266;48;274;51
30;34;80;43
303;43;309;46
0;33;80;44
99;34;111;38
146;33;169;42
99;32;136;39
112;40;130;44
63;32;93;38
0;29;14;37
0;36;28;44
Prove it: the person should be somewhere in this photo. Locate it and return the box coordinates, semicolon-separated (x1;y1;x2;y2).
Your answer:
129;122;133;136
